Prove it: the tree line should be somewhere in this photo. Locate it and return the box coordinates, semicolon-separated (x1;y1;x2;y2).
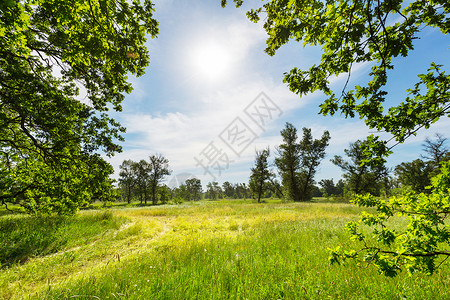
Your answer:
117;155;255;204
120;129;448;206
250;122;450;203
118;154;171;205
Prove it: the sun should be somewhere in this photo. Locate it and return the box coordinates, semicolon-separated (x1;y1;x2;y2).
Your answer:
191;41;231;81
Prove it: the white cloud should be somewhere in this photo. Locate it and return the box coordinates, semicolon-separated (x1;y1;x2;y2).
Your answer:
106;74;302;184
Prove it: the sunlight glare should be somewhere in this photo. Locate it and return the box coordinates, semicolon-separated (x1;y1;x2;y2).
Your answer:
192;41;231;81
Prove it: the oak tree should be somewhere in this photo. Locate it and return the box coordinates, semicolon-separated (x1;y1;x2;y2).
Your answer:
331;161;450;276
222;0;449;159
1;0;158;214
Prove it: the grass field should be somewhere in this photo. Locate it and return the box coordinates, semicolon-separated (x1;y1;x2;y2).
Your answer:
1;199;449;299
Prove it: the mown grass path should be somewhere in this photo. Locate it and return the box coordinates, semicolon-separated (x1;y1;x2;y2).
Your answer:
1;200;449;299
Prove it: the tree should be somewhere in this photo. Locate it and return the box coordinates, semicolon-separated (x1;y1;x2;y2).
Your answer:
133;160;151;205
319;179;343;196
422;133;450;168
148;154;171;205
275;123;302;201
119;160;136;204
331;140;389;196
394;134;449;194
234;183;250;199
158;184;171;204
0;0;158;214
275;123;330;201
330;160;450;277
185;178;202;201
173;184;189;201
206;182;222;200
222;181;235;198
395;159;434;194
298;128;330;201
249;148;274;203
269;178;284;199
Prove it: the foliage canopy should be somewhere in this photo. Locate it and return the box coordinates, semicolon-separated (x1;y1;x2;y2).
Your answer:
0;0;158;214
223;0;449;160
330;160;450;276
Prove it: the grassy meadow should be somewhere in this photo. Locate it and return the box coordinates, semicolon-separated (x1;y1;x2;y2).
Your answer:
1;199;449;299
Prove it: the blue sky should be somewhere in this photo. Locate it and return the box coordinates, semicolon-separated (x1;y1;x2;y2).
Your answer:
105;0;450;188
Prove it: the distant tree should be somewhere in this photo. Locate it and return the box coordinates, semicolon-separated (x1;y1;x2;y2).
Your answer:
133;160;151;204
394;134;449;194
234;183;250;199
158;185;171;204
331;140;389;196
319;179;342;196
298;128;330;201
185;178;202;201
222;181;235;198
311;185;322;198
148;154;171;205
395;159;434;194
174;184;189;201
275;123;302;201
275;123;330;201
422;133;449;168
119;160;136;204
206;182;222;200
336;179;345;195
249;148;274;203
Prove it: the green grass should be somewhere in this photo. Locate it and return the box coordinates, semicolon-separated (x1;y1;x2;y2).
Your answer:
1;200;449;299
0;210;125;268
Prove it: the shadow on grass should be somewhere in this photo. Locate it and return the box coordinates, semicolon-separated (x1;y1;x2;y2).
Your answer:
0;216;69;267
0;211;122;268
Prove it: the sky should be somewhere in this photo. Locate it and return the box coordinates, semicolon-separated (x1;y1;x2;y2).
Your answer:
105;0;450;189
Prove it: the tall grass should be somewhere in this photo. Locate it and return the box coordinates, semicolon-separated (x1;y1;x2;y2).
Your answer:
0;210;124;268
1;200;449;299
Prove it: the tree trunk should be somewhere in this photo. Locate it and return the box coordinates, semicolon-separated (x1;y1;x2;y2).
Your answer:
258;179;263;203
152;180;157;205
